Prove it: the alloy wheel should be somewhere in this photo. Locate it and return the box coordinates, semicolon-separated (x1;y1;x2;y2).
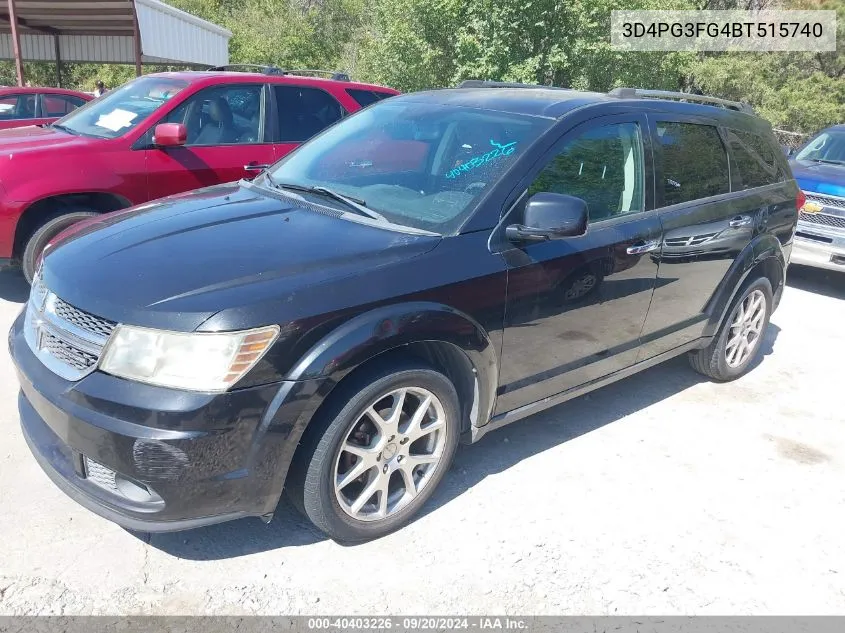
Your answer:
333;387;448;522
725;289;766;368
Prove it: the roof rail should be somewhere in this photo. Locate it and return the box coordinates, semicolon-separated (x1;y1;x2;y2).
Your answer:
208;64;285;75
281;69;351;81
458;80;569;91
207;65;351;81
608;88;755;114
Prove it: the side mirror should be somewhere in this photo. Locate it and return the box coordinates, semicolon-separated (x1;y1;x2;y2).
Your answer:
506;192;588;242
782;144;795;157
153;123;187;147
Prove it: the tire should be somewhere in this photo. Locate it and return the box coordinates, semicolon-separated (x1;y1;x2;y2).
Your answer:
22;210;99;284
287;360;461;543
689;277;773;381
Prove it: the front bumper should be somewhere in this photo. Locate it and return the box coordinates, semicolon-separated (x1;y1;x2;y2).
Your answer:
792;221;845;273
10;310;321;532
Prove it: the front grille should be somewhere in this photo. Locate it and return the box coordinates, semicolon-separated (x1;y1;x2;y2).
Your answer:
84;457;119;494
40;330;98;371
24;275;114;381
52;298;115;339
799;211;845;230
806;193;845;211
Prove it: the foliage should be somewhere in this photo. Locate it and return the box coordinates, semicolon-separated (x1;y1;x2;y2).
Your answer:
688;0;845;133
1;0;841;134
356;0;843;132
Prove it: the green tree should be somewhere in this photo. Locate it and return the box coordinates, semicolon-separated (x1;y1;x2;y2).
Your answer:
2;0;841;135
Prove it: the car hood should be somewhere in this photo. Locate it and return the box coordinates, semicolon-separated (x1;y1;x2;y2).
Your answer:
41;182;440;331
0;124;101;152
789;159;845;197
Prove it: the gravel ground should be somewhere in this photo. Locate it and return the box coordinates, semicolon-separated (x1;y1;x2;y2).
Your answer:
0;264;843;616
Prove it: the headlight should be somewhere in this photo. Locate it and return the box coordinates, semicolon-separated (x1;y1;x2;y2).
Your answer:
100;324;280;392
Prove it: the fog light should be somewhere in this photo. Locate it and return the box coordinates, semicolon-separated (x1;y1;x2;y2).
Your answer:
84;456;163;504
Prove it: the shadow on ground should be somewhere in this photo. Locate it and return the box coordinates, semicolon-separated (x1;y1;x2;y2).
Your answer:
0;266;28;304
146;322;780;560
787;265;844;300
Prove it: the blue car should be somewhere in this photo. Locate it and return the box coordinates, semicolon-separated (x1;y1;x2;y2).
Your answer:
789;124;845;272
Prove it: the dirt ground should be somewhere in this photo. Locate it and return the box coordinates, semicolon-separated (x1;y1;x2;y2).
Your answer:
0;264;843;615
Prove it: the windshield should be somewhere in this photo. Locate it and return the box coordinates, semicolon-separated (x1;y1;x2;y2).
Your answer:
262;99;553;234
54;76;188;139
795;129;845;165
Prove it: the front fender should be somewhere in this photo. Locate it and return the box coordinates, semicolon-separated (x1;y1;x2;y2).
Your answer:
286;301;498;425
703;232;786;337
244;302;500;512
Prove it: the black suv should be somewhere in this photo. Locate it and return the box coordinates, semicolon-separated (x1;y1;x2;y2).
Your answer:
10;82;800;542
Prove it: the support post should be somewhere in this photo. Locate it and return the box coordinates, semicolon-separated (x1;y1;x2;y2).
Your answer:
54;34;62;87
7;0;25;86
132;2;142;76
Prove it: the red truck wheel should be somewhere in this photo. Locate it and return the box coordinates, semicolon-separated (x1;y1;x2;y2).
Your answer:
22;211;98;284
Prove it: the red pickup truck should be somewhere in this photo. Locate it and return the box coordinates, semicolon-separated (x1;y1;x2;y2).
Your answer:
0;68;398;282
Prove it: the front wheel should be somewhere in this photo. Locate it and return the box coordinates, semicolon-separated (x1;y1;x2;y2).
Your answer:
22;211;98;283
288;362;461;542
689;277;773;381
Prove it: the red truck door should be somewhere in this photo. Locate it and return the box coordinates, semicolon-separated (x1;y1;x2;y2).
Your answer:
267;84;347;161
145;83;276;200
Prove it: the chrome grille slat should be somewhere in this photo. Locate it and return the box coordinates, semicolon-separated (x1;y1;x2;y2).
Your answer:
665;232;719;247
24;274;113;381
799;212;845;230
52;298;116;339
40;331;98;371
805;193;845;211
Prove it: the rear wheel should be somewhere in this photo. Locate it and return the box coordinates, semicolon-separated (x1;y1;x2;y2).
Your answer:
689;277;772;381
22;210;98;283
288;362;460;542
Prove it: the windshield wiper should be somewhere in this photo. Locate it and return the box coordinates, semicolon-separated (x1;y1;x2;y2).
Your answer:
51;123;79;136
810;158;845;166
273;182;387;222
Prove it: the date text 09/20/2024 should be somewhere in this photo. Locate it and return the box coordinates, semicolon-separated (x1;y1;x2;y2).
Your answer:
307;617;528;630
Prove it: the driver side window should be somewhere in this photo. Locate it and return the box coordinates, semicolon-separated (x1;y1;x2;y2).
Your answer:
526;122;645;222
164;84;264;146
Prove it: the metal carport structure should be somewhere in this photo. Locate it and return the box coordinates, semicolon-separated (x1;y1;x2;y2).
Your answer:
0;0;231;86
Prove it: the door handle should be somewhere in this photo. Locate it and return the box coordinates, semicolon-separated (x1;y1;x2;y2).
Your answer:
626;239;661;255
729;215;753;228
244;163;270;172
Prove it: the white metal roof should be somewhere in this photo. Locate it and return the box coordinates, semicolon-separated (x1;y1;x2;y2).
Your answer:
0;0;231;66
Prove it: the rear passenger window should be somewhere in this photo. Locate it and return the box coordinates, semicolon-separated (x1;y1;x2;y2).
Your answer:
527;122;645;222
346;89;381;108
274;86;345;142
725;128;784;189
657;122;729;206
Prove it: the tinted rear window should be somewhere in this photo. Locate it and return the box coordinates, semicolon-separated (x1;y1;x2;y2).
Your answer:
657;122;730;206
346;88;394;108
725;128;786;189
274;85;345;142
